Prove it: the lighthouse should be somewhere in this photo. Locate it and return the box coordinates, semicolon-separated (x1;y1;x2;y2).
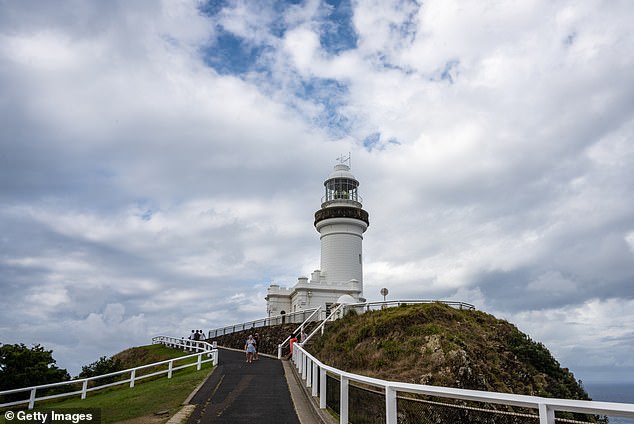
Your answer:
314;160;369;288
265;157;369;318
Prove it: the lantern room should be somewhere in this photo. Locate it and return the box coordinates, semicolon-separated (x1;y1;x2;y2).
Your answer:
322;163;362;207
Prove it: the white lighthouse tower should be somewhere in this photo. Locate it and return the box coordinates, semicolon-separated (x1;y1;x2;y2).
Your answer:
314;158;369;289
265;157;369;317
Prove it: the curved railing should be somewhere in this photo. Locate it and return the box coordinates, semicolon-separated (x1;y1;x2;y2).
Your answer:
339;299;476;315
0;336;217;410
152;335;217;355
208;308;320;338
291;343;634;424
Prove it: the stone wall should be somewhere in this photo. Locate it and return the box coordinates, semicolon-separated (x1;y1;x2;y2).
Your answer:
207;323;317;357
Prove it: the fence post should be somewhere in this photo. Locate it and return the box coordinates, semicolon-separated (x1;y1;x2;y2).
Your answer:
539;403;555;424
306;358;312;388
130;369;136;388
319;368;327;409
340;376;349;424
386;386;397;424
168;360;173;379
28;388;36;410
311;363;319;397
197;353;202;371
81;380;88;399
278;344;282;360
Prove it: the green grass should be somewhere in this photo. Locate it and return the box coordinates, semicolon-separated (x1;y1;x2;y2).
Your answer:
1;345;214;424
308;303;592;401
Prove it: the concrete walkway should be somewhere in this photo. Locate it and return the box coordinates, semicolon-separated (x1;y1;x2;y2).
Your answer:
184;348;321;424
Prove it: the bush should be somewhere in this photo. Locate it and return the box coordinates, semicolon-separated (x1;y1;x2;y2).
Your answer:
79;356;124;385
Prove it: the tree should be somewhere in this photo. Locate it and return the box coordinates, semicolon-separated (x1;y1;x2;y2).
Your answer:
0;343;70;402
79;356;123;384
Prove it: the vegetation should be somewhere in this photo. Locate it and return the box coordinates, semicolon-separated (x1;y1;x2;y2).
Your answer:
0;343;70;403
308;303;589;399
1;344;213;424
79;356;124;385
307;303;605;422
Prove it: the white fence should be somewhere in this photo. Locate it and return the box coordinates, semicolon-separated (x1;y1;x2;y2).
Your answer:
277;306;323;359
208;308;321;338
0;336;217;410
339;299;476;316
292;343;634;424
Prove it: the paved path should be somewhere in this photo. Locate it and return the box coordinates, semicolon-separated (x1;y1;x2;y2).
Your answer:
186;348;302;424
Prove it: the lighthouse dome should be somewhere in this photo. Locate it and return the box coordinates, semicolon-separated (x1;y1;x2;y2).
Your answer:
327;164;358;181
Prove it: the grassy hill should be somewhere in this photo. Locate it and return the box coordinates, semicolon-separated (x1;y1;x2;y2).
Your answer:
307;302;590;401
1;344;212;424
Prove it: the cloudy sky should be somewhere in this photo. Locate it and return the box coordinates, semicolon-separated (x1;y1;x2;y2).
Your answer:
1;0;633;383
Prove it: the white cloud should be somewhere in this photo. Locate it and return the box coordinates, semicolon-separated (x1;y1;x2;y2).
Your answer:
626;232;634;254
283;26;321;73
501;298;634;381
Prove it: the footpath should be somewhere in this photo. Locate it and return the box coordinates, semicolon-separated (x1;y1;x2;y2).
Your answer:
181;348;328;424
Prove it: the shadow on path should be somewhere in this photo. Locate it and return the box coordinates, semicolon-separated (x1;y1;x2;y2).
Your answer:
186;348;301;424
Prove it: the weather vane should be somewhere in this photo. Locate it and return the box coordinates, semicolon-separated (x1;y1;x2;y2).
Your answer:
336;152;351;167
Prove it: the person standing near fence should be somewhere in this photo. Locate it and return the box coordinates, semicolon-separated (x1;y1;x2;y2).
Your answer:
245;335;257;363
289;334;297;357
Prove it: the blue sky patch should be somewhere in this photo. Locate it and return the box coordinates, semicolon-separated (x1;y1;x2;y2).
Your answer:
201;28;270;75
297;77;352;136
439;59;460;84
198;0;230;17
363;132;381;151
362;132;401;151
319;0;358;54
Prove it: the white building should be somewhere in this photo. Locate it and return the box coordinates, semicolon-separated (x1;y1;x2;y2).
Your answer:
266;160;369;318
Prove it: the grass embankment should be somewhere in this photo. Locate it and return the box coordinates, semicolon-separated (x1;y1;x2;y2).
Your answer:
308;302;589;400
1;344;213;424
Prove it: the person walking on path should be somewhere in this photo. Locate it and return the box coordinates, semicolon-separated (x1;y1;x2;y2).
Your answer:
245;335;257;363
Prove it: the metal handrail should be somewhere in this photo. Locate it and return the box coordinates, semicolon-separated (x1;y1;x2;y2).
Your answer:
300;304;342;347
208;308;319;339
276;306;323;359
342;299;476;314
